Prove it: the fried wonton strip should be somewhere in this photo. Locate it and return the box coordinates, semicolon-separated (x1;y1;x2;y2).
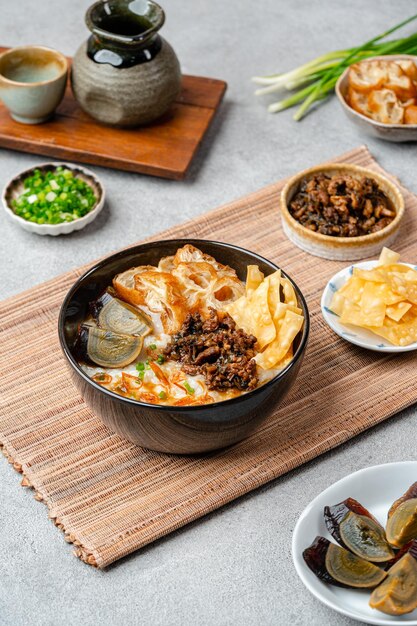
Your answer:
330;291;346;316
226;278;276;350
246;265;265;297
359;282;388;327
386;302;412;322
266;271;282;313
366;313;417;346
388;275;417;304
275;345;294;369
340;298;385;328
362;282;403;306
353;268;386;283
379;247;401;266
281;277;297;307
255;310;303;369
338;276;366;301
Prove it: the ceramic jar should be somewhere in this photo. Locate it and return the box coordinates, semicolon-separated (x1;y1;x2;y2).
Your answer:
71;0;181;127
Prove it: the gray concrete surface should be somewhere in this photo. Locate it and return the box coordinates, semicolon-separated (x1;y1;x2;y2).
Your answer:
0;1;416;624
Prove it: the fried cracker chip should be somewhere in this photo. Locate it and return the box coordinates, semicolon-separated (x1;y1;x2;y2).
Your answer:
353;267;386;283
329;291;346;316
255;310;303;369
226;278;276;350
281;277;298;307
275;345;294;369
340;299;386;328
367;314;417;346
246;265;265;297
388;274;417;304
338;276;366;301
386;302;412;322
379;247;400;266
266;270;282;312
226;267;304;369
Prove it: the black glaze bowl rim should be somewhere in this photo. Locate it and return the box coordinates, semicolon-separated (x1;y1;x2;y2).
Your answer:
58;239;310;413
86;0;166;45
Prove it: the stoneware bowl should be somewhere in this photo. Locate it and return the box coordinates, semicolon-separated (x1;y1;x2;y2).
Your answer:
0;45;68;124
58;239;310;454
2;162;105;236
336;54;417;143
280;163;405;261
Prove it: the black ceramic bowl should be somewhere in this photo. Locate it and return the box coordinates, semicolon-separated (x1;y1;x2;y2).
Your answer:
59;239;310;454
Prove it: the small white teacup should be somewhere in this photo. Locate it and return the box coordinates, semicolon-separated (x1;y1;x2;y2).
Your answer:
0;45;68;124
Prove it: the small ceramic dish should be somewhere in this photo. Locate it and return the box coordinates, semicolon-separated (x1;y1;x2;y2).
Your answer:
292;461;417;625
321;260;417;353
335;54;417;143
0;45;68;124
2;162;105;236
280;163;404;261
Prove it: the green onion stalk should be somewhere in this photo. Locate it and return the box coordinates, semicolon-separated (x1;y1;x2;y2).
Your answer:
252;14;417;120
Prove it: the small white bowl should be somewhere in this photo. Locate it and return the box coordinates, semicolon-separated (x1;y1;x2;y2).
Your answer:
292;461;417;625
2;162;105;236
335;54;417;143
321;260;417;353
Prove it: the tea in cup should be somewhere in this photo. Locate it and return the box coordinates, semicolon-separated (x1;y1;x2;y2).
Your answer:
0;45;68;124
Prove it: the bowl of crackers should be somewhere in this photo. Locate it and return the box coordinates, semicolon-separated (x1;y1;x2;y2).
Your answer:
322;247;417;352
336;55;417;142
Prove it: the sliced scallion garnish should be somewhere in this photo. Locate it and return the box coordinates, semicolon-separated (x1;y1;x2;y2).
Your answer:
11;166;97;224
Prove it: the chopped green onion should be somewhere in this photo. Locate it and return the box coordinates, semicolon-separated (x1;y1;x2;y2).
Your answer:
149;343;157;350
158;391;167;400
183;382;195;395
11;167;97;225
156;355;165;365
135;362;145;371
253;14;417;121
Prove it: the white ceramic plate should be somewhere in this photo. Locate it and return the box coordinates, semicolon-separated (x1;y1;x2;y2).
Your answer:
292;462;417;625
321;260;417;353
2;161;105;236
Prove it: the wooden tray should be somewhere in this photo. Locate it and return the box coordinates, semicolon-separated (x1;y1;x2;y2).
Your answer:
1;146;417;569
0;46;227;180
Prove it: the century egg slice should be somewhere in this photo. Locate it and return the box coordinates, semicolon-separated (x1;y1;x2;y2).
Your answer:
90;289;152;337
303;536;386;588
386;482;417;548
74;323;143;368
324;498;395;562
369;540;417;616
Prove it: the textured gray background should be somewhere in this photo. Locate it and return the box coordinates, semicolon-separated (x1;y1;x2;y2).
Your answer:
0;1;416;625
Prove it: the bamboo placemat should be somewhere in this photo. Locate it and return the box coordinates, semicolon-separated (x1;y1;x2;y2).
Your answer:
1;145;416;569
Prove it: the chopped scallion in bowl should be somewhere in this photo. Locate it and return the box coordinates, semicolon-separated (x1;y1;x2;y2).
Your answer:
12;166;97;225
2;162;105;236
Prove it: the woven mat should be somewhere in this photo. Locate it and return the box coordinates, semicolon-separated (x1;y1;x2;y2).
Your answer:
1;145;417;569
